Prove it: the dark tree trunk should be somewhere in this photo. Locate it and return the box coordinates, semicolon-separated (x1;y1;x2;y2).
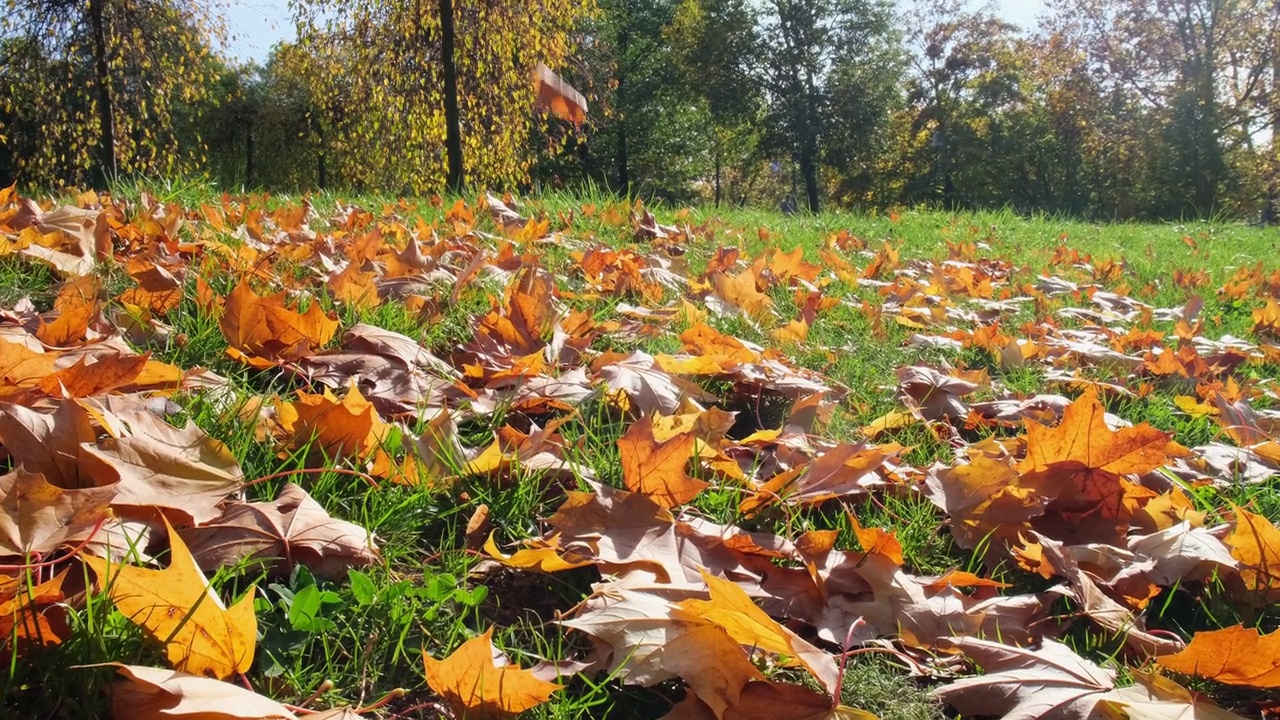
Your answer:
244;119;255;188
1266;4;1280;224
713;138;722;207
801;68;819;213
615;25;631;196
439;0;464;193
87;0;116;187
318;139;328;190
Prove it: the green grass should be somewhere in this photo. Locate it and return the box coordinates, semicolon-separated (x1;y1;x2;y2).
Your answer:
3;182;1280;718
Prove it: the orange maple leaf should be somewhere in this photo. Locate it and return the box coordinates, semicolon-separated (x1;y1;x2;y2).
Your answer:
1017;387;1169;543
618;415;706;508
1223;504;1280;600
422;627;561;719
1157;625;1280;688
273;383;393;472
219;280;338;367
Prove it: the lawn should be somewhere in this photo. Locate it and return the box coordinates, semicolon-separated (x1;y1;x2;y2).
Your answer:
1;182;1278;719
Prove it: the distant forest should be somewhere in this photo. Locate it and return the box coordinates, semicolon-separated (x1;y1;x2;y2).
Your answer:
3;0;1280;220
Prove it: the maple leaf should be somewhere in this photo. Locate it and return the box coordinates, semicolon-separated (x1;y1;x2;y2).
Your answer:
618;415;706;508
296;323;460;417
82;401;246;525
483;531;594;572
273;382;395;473
1251;297;1280;338
179;483;380;579
119;257;185;315
1222;504;1280;600
896;364;984;422
680;570;840;696
0;467;115;558
596;350;717;415
108;664;297;720
741;442;900;515
1155;625;1280;689
1101;670;1252;720
422;627;561;719
1020;532;1184;657
0;569;70;661
84;519;257;680
934;638;1117;720
663;682;878;720
711;267;773;319
219;281;338;366
561;583;766;718
924;453;1047;551
34;352;174;398
1018;388;1171;544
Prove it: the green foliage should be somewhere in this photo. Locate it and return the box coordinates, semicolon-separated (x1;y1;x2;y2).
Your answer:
0;0;225;186
288;0;594;194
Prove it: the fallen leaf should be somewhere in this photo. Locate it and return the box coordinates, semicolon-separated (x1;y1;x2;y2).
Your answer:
1222;504;1280;599
934;637;1116;720
108;664;296;720
1156;625;1280;688
562;584;765;718
179;483;380;579
618;415;706;508
680;570;840;696
0;467;115;558
483;531;593;572
422;627;561;719
84;519;257;679
0;569;70;660
219;281;338;366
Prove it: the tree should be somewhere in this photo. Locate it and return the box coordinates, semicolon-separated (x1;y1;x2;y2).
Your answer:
760;0;901;212
0;0;224;186
666;0;761;205
290;0;593;194
1043;0;1278;217
901;0;1038;209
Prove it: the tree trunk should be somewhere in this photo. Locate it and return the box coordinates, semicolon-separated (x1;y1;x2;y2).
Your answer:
615;24;631;196
1266;2;1280;224
244;118;255;188
713;137;722;207
439;0;464;193
87;0;116;187
801;67;819;213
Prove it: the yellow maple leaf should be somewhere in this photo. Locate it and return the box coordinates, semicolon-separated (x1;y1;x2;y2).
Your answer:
84;519;256;679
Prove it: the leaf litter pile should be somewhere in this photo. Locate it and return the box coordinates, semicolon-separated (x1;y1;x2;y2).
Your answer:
0;184;1279;719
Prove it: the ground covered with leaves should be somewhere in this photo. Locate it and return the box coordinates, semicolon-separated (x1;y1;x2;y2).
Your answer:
0;184;1279;719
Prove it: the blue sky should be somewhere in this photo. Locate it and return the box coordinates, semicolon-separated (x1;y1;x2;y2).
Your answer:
223;0;1049;63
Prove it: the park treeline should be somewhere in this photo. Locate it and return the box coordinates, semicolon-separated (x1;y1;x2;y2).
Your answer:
3;0;1279;221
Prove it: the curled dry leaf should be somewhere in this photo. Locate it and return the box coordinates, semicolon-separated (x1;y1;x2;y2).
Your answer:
108;664;296;720
561;584;765;719
422;627;561;719
483;531;593;572
0;569;70;660
934;638;1117;720
180;482;380;579
0;467;115;558
84;519;257;680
